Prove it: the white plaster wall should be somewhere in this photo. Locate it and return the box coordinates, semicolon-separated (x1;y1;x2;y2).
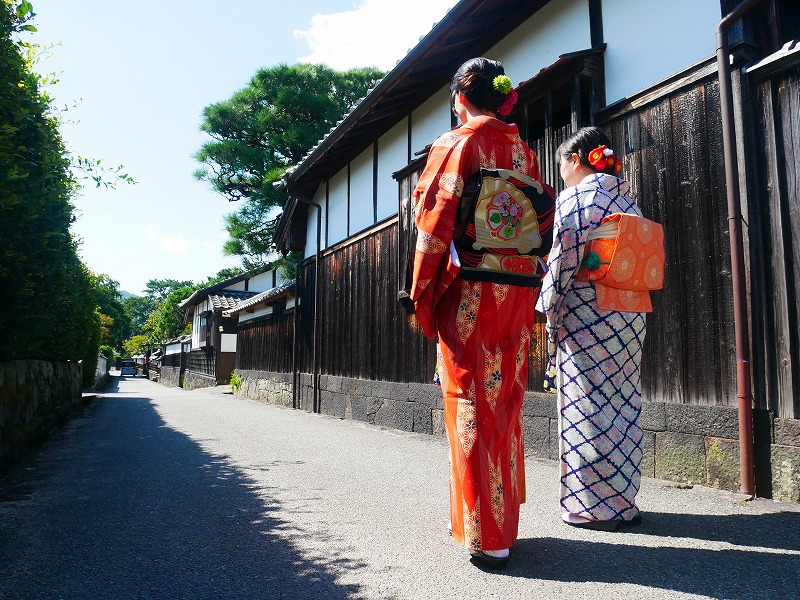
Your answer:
226;281;246;291
220;333;237;353
237;305;274;324
323;168;350;252
248;270;274;292
349;145;375;234
603;0;720;104
411;87;452;155
191;298;209;348
377;119;408;220
301;183;326;259
488;0;590;85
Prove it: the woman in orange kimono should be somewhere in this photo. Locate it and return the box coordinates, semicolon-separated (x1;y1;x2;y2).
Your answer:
411;58;552;569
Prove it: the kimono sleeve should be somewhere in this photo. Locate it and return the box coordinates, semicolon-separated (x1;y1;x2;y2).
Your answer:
535;186;591;339
410;132;470;339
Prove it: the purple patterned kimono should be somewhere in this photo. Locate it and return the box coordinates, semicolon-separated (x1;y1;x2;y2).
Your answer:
535;173;646;521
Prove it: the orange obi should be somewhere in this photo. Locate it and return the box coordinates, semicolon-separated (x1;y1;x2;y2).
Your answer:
576;213;665;312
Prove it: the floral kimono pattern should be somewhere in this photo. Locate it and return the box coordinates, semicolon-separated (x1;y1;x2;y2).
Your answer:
411;116;543;551
536;173;646;522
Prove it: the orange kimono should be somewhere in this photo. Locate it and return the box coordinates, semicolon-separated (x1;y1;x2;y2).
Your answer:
411;116;544;551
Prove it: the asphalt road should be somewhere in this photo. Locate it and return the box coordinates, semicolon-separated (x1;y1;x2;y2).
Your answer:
1;374;799;599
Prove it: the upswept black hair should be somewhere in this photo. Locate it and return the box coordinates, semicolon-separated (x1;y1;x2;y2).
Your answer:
557;126;618;175
450;57;508;114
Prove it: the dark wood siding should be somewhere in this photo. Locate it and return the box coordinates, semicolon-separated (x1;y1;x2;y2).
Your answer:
601;76;737;408
749;63;800;418
236;310;295;373
313;221;438;383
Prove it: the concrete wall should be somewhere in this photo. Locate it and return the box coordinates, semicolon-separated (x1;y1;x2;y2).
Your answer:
0;360;83;474
234;370;800;503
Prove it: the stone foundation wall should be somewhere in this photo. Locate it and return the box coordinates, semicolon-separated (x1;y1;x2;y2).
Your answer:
234;370;800;502
0;360;83;474
182;370;216;391
159;366;181;388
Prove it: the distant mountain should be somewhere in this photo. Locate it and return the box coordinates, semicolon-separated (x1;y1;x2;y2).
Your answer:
119;290;138;299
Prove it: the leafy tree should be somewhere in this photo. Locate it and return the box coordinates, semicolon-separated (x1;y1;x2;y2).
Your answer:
90;272;131;350
122;335;149;357
122;294;155;335
143;278;193;304
194;63;384;265
144;284;198;344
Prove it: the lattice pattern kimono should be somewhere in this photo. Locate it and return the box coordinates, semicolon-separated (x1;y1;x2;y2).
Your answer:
411;116;542;551
536;173;646;522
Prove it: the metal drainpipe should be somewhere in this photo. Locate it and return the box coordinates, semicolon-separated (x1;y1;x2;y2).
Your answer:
292;196;322;413
290;258;301;410
716;0;762;497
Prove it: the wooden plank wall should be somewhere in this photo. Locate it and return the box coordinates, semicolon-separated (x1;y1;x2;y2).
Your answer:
603;76;737;407
751;65;800;419
314;224;438;383
235;311;295;373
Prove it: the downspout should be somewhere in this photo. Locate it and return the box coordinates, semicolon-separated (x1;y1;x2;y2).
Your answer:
291;259;301;410
292;196;322;414
716;0;762;497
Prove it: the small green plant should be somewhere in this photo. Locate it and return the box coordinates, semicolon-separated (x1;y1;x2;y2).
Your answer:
230;370;242;392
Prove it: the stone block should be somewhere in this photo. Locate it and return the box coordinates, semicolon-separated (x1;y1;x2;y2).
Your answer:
318;390;336;417
664;404;739;439
412;404;433;434
771;445;800;503
640;402;666;432
640;431;656;478
350;397;377;423
389;382;410;402
774;418;800;448
375;399;415;432
705;437;740;491
655;431;706;485
432;409;446;437
523;416;550;459
548;418;559;460
523;392;557;419
371;379;393;400
328;375;345;393
408;383;441;408
348;378;372;397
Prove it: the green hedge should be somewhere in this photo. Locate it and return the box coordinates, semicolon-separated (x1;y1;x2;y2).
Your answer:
0;2;100;377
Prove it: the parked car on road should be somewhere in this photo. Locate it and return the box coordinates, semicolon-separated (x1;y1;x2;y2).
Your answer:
120;359;136;376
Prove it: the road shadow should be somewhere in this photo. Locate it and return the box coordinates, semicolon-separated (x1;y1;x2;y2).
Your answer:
0;388;366;599
626;509;800;551
509;524;800;599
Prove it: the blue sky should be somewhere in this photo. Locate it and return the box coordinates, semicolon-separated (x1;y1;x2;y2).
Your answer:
29;0;455;295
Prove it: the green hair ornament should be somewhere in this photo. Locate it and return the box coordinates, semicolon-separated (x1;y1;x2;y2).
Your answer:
492;75;512;95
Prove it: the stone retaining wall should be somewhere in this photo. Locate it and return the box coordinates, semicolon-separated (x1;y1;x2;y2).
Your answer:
182;370;216;391
234;370;800;502
0;360;83;474
159;366;181;388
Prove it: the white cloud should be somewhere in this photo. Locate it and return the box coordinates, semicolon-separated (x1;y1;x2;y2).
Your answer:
160;236;189;253
145;226;189;254
294;0;458;71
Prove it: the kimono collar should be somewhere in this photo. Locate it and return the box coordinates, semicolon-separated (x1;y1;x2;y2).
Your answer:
460;115;520;142
580;172;630;196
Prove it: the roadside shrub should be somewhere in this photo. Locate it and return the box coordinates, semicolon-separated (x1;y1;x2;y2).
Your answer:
230;370;242;392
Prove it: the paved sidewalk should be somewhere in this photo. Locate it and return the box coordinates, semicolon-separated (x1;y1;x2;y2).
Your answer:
1;375;799;599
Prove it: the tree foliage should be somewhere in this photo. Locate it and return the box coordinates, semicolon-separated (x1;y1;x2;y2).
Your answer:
194;63;384;265
0;1;97;372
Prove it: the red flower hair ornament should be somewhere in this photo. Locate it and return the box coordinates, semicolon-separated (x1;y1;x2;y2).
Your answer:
588;145;622;175
493;75;518;116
